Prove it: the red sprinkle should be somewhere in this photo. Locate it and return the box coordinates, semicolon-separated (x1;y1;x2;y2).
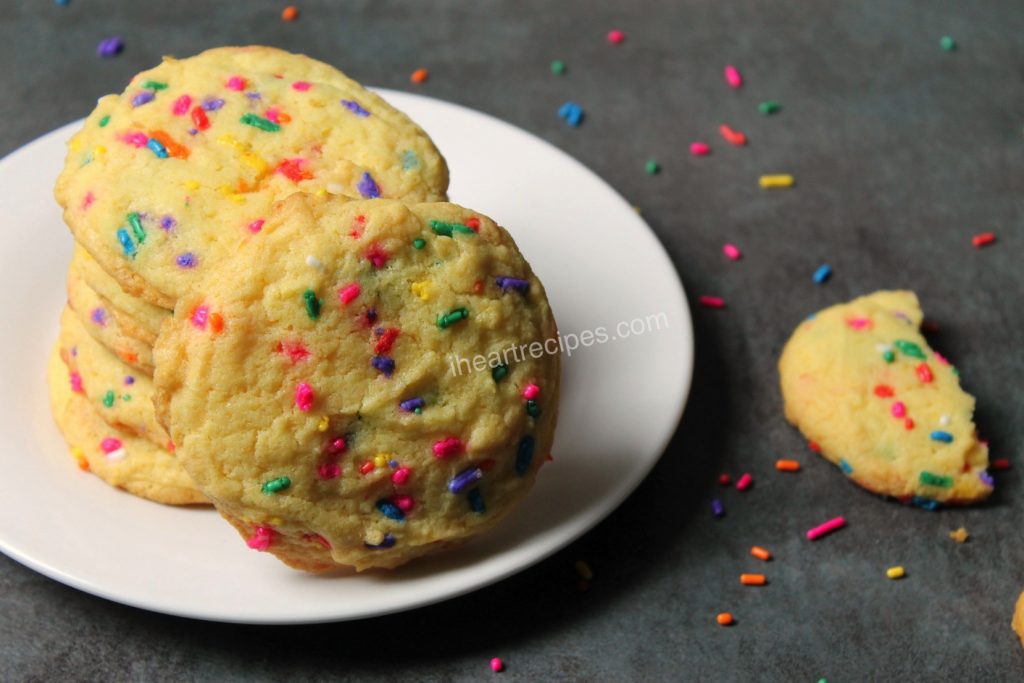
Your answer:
433;437;464;458
276;158;312;182
972;232;996;248
466;217;481;231
916;363;933;383
374;327;400;355
991;458;1011;470
873;384;894;398
904;417;915;430
190;106;210;131
719;124;747;146
607;29;626;44
699;295;726;309
366;243;389;269
718;473;732;486
359;461;375;475
276;340;310;363
317;462;341;480
736;473;753;491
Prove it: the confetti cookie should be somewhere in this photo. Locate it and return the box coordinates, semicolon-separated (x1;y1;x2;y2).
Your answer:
55;45;450;309
154;195;560;571
1013;592;1024;647
66;262;154;374
47;344;206;506
779;290;991;506
71;244;170;345
58;307;170;448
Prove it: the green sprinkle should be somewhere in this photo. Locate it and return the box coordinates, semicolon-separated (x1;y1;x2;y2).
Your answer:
412;238;426;250
437;307;469;329
261;476;291;494
303;289;321;320
919;471;953;488
102;390;115;408
492;364;509;382
645;159;660;175
551;60;566;75
758;101;782;116
98;115;111;128
894;339;926;359
240;113;281;132
142;80;168;91
127;212;146;244
122;394;132;401
940;36;957;52
413;407;422;415
526;400;541;418
430;220;475;237
882;350;895;363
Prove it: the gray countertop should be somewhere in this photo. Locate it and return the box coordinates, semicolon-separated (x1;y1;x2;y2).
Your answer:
2;1;1022;680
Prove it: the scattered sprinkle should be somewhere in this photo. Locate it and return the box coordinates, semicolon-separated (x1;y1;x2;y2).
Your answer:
449;466;484;494
719;124;747;146
558;102;584;127
240;113;281;132
607;29;626;44
735;473;753;491
410;68;429;84
376;499;405;521
433;437;464;458
992;458;1011;471
930;431;954;444
886;566;906;580
490;658;504;673
551;60;566;75
812;264;832;284
893;339;925;359
724;65;742;88
916;362;934;383
96;37;124;58
940;35;957;52
303;289;321;320
972;232;996;248
261;476;291;494
515;436;535;476
759;174;794;189
295;383;314;411
492;364;509;382
723;243;742;260
690;142;711;156
246;526;274;551
711;498;725;518
717;612;734;626
758;101;782;115
839;459;854;475
176;252;196;268
949;527;969;543
495;276;530;294
437;307;469;329
356;172;380;199
282;5;299;21
430;220;475;237
338;282;361;305
920;471;953;488
645;159;661;175
341;99;371;117
740;573;766;586
806;516;846;541
775;459;800;472
718;473;732;486
371;356;395;377
699;295;726;309
751;546;772;561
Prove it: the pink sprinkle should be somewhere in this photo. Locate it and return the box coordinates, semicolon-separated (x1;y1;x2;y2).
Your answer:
338;283;361;305
723;243;741;261
317;462;341;480
607;29;625;44
490;658;505;673
806;516;846;541
393;495;415;512
100;437;122;454
121;131;148;147
191;305;209;329
433;437;464;458
172;94;192;116
81;191;95;211
891;401;906;418
392;466;411;485
246;526;274;551
522;383;540;400
934;351;950;366
846;317;872;331
69;372;83;393
295;383;314;412
248;218;265;234
735;472;753;491
699;295;726;309
226;75;247;91
292;81;311;91
690;142;711;156
264;106;282;123
724;65;743;88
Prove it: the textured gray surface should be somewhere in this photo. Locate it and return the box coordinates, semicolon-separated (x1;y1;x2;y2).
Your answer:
2;0;1023;680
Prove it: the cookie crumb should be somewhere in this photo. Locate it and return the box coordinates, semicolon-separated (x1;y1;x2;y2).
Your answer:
949;527;969;543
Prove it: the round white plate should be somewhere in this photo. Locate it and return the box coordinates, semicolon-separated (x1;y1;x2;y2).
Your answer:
0;90;693;624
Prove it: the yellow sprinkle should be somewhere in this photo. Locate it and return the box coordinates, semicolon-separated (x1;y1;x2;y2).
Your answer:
71;446;88;470
759;174;795;189
374;453;389;468
240;153;268;174
886;566;905;579
94;146;107;157
69;137;82;153
315;188;328;197
216;134;248;152
317;416;330;432
185;180;200;190
949;527;969;543
410;280;433;301
574;560;593;581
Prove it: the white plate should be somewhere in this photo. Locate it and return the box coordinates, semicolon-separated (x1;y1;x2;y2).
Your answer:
0;90;693;624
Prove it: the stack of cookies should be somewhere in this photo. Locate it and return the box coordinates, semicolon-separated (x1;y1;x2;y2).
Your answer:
49;47;560;571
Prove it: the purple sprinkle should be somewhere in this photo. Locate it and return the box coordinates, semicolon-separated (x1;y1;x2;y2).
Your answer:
374;326;384;336
979;471;995;487
371;356;395;377
365;533;396;549
202;97;225;112
449;467;483;494
159;215;176;231
340;99;371;117
91;308;108;326
124;376;135;385
188;128;199;136
366;308;378;324
356;172;381;199
70;346;77;357
711;498;724;518
399;397;425;412
96;37;124;58
388;460;399;468
495;276;530;294
245;91;262;100
131;91;155;108
176;252;196;268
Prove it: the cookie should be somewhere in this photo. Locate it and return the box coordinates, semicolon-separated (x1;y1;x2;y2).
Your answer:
47;343;206;506
71;244;169;345
1013;591;1024;647
779;290;991;506
58;307;170;448
66;263;154;374
154;195;560;571
55;46;449;309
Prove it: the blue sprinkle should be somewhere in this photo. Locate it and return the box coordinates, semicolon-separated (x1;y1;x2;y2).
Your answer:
910;496;940;511
979;471;995;487
401;150;420;170
376;499;405;521
839;458;854;475
495;276;530;294
449;467;483;494
515;435;536;476
116;228;136;257
90;308;107;326
388;459;399;469
147;137;168;158
340;99;370;117
365;533;396;549
176;252;196;268
131;91;155;108
468;488;486;514
356;172;381;199
202;98;225;111
160;215;176;231
124;376;135;385
55;0;71;5
930;431;954;443
558;101;584;127
399;397;425;412
812;264;832;284
371;356;395;377
365;308;378;324
711;498;724;518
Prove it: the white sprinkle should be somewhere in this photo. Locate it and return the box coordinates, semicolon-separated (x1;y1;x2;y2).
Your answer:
327;183;344;195
106;448;127;461
939;414;951;426
305;255;324;269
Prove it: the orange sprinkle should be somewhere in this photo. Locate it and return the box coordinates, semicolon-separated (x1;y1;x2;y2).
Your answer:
282;5;299;21
276;111;292;124
148;130;189;159
740;573;766;586
750;546;772;561
775;459;801;472
716;612;734;626
410;68;430;85
718;124;747;146
210;313;224;333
